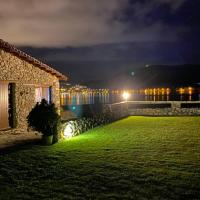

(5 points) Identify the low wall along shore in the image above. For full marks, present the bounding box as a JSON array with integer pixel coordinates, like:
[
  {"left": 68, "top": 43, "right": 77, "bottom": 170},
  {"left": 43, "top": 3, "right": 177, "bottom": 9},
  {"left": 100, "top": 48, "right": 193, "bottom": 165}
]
[{"left": 105, "top": 101, "right": 200, "bottom": 117}]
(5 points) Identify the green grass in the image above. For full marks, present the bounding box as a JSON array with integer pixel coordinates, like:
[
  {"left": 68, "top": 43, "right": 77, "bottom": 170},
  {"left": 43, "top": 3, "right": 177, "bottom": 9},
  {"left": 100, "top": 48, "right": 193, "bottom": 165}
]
[{"left": 0, "top": 117, "right": 200, "bottom": 200}]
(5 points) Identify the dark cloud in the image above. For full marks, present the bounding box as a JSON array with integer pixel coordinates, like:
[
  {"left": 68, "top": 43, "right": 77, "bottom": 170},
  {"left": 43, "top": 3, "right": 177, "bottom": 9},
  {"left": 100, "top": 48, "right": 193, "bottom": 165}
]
[{"left": 0, "top": 0, "right": 189, "bottom": 47}]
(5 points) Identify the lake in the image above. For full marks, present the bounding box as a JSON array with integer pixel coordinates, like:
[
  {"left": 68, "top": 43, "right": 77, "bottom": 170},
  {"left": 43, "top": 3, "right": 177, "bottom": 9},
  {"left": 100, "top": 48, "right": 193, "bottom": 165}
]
[{"left": 60, "top": 92, "right": 200, "bottom": 106}]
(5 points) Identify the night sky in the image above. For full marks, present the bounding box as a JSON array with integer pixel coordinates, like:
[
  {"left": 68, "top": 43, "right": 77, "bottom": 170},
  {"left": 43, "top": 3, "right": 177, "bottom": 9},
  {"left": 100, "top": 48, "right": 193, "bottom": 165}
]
[{"left": 0, "top": 0, "right": 200, "bottom": 87}]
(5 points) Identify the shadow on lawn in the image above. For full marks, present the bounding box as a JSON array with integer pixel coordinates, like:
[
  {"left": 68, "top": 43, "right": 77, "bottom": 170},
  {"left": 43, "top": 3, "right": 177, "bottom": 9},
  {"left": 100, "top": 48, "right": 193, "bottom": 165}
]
[{"left": 0, "top": 138, "right": 42, "bottom": 155}]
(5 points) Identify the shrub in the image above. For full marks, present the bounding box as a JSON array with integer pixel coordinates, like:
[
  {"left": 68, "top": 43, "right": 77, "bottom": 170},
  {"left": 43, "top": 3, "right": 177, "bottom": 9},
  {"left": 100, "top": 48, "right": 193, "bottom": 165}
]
[
  {"left": 27, "top": 99, "right": 61, "bottom": 142},
  {"left": 61, "top": 104, "right": 128, "bottom": 139},
  {"left": 62, "top": 112, "right": 114, "bottom": 138}
]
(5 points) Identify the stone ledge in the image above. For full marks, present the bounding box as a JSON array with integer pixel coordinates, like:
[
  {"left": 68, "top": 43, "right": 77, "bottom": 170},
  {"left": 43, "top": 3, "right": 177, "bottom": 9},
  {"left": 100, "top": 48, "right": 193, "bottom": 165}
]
[{"left": 106, "top": 102, "right": 200, "bottom": 117}]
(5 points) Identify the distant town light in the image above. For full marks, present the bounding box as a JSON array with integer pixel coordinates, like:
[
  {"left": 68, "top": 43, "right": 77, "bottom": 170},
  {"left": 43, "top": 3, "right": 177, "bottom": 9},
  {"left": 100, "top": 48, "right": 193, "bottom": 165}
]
[
  {"left": 122, "top": 91, "right": 130, "bottom": 101},
  {"left": 188, "top": 87, "right": 193, "bottom": 95}
]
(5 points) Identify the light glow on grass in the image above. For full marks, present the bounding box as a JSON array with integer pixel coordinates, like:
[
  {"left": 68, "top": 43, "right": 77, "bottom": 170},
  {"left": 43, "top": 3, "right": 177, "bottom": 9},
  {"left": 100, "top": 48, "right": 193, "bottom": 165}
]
[{"left": 0, "top": 117, "right": 200, "bottom": 199}]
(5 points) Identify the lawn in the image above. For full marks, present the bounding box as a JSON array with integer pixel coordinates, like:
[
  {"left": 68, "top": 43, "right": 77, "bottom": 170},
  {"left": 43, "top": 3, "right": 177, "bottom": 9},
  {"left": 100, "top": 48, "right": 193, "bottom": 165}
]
[{"left": 0, "top": 116, "right": 200, "bottom": 200}]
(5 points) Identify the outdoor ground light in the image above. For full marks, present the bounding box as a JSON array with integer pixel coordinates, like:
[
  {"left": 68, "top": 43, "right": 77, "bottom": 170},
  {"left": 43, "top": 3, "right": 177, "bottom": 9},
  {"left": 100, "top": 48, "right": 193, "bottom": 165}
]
[
  {"left": 64, "top": 122, "right": 74, "bottom": 138},
  {"left": 122, "top": 91, "right": 130, "bottom": 101}
]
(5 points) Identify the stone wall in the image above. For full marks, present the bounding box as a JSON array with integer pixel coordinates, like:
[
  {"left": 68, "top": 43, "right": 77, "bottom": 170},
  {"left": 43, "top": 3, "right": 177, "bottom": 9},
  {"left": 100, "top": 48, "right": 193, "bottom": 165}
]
[
  {"left": 130, "top": 108, "right": 200, "bottom": 116},
  {"left": 103, "top": 103, "right": 129, "bottom": 120},
  {"left": 107, "top": 101, "right": 200, "bottom": 117},
  {"left": 0, "top": 49, "right": 60, "bottom": 132}
]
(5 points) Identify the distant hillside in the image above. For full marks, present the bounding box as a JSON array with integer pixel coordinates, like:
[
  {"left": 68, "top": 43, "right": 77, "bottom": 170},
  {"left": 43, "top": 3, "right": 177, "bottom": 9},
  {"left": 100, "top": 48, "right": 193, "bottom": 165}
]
[
  {"left": 83, "top": 65, "right": 200, "bottom": 89},
  {"left": 20, "top": 41, "right": 200, "bottom": 85}
]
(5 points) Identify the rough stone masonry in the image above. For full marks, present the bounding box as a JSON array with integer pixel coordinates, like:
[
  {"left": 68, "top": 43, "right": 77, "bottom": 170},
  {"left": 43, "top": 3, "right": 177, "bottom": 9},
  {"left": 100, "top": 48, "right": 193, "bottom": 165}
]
[{"left": 0, "top": 39, "right": 67, "bottom": 134}]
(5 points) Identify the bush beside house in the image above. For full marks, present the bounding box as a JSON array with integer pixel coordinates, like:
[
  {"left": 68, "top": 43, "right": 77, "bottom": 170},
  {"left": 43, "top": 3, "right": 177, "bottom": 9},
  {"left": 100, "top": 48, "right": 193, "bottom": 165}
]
[
  {"left": 27, "top": 99, "right": 129, "bottom": 144},
  {"left": 27, "top": 99, "right": 61, "bottom": 145}
]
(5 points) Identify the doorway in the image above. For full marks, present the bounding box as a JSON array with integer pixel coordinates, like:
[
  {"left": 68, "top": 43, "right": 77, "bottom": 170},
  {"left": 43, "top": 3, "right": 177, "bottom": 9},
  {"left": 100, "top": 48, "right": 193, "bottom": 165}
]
[{"left": 0, "top": 82, "right": 9, "bottom": 129}]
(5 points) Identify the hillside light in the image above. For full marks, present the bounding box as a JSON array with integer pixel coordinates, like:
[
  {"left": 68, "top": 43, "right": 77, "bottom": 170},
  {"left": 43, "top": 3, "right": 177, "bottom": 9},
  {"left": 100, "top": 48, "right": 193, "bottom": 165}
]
[{"left": 122, "top": 91, "right": 130, "bottom": 101}]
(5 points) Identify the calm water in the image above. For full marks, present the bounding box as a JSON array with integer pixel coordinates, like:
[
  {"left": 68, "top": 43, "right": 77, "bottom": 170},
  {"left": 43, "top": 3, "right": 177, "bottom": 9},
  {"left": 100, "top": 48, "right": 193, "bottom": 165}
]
[{"left": 61, "top": 92, "right": 200, "bottom": 106}]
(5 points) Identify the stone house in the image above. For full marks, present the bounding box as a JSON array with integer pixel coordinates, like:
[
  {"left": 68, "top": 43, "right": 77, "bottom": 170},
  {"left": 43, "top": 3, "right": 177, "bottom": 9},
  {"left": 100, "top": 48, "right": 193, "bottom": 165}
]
[{"left": 0, "top": 39, "right": 67, "bottom": 132}]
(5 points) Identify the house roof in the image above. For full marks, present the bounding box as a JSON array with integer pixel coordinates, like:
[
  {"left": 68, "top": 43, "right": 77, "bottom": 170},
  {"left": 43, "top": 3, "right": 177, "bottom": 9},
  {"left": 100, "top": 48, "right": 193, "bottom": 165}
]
[{"left": 0, "top": 39, "right": 67, "bottom": 80}]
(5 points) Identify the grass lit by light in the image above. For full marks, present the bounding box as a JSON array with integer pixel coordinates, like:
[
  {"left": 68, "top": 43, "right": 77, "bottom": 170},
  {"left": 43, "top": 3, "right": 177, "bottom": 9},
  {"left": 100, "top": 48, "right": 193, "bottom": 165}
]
[{"left": 0, "top": 116, "right": 200, "bottom": 199}]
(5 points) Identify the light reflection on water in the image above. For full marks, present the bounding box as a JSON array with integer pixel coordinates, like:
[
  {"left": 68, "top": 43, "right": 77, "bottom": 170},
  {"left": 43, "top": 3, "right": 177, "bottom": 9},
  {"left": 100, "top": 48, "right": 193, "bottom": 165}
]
[{"left": 60, "top": 92, "right": 200, "bottom": 106}]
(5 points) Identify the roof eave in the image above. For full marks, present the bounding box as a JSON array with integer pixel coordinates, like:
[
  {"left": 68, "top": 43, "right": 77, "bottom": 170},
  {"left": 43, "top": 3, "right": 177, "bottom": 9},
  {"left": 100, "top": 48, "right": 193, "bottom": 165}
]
[{"left": 0, "top": 39, "right": 68, "bottom": 81}]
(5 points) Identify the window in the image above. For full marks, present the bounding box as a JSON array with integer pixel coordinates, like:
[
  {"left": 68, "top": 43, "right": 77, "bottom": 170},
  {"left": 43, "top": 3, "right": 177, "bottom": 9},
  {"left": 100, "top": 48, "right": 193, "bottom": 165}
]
[{"left": 35, "top": 87, "right": 52, "bottom": 103}]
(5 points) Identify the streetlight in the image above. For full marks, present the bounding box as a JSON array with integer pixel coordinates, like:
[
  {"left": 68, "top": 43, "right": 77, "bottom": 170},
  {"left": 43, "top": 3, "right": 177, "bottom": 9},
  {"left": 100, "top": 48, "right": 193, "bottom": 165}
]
[{"left": 122, "top": 91, "right": 130, "bottom": 102}]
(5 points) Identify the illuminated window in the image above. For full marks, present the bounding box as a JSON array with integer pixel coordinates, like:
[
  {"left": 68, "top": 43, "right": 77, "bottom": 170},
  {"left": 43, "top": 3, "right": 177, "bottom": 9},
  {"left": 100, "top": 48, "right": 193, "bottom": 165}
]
[{"left": 35, "top": 87, "right": 52, "bottom": 103}]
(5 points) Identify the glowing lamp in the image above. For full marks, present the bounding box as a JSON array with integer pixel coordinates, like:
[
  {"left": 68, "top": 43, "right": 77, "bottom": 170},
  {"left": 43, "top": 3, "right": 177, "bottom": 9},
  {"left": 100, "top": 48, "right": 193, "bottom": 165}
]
[
  {"left": 122, "top": 91, "right": 130, "bottom": 101},
  {"left": 64, "top": 122, "right": 73, "bottom": 138}
]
